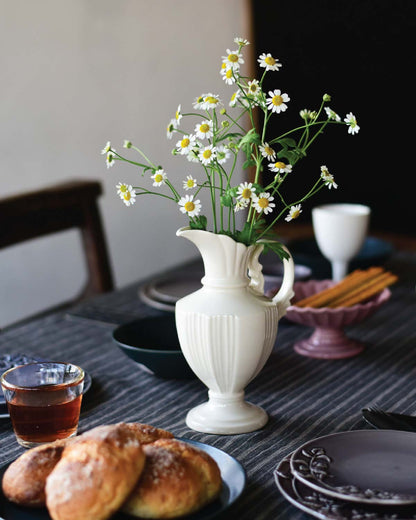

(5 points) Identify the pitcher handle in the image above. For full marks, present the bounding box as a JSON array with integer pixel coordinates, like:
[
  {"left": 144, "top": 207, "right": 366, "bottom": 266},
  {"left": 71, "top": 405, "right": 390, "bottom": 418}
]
[
  {"left": 247, "top": 244, "right": 265, "bottom": 296},
  {"left": 272, "top": 245, "right": 295, "bottom": 319}
]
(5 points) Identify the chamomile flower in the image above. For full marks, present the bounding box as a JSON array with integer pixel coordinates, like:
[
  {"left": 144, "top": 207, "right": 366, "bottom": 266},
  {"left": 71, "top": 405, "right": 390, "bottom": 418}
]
[
  {"left": 187, "top": 146, "right": 201, "bottom": 163},
  {"left": 285, "top": 204, "right": 302, "bottom": 222},
  {"left": 325, "top": 107, "right": 341, "bottom": 121},
  {"left": 234, "top": 37, "right": 249, "bottom": 47},
  {"left": 106, "top": 151, "right": 116, "bottom": 168},
  {"left": 194, "top": 120, "right": 214, "bottom": 140},
  {"left": 101, "top": 141, "right": 112, "bottom": 155},
  {"left": 221, "top": 66, "right": 236, "bottom": 85},
  {"left": 199, "top": 145, "right": 216, "bottom": 165},
  {"left": 175, "top": 105, "right": 182, "bottom": 126},
  {"left": 193, "top": 95, "right": 206, "bottom": 110},
  {"left": 116, "top": 182, "right": 129, "bottom": 198},
  {"left": 252, "top": 192, "right": 275, "bottom": 215},
  {"left": 183, "top": 175, "right": 198, "bottom": 190},
  {"left": 259, "top": 142, "right": 276, "bottom": 161},
  {"left": 178, "top": 194, "right": 201, "bottom": 218},
  {"left": 176, "top": 134, "right": 196, "bottom": 155},
  {"left": 166, "top": 119, "right": 176, "bottom": 139},
  {"left": 216, "top": 144, "right": 231, "bottom": 165},
  {"left": 222, "top": 49, "right": 244, "bottom": 71},
  {"left": 300, "top": 109, "right": 317, "bottom": 121},
  {"left": 234, "top": 199, "right": 249, "bottom": 212},
  {"left": 258, "top": 53, "right": 282, "bottom": 72},
  {"left": 237, "top": 182, "right": 256, "bottom": 202},
  {"left": 123, "top": 140, "right": 132, "bottom": 149},
  {"left": 266, "top": 90, "right": 290, "bottom": 113},
  {"left": 200, "top": 93, "right": 221, "bottom": 110},
  {"left": 268, "top": 161, "right": 292, "bottom": 174},
  {"left": 246, "top": 79, "right": 261, "bottom": 97},
  {"left": 120, "top": 185, "right": 136, "bottom": 207},
  {"left": 229, "top": 90, "right": 241, "bottom": 107},
  {"left": 320, "top": 165, "right": 338, "bottom": 189},
  {"left": 151, "top": 169, "right": 167, "bottom": 187},
  {"left": 344, "top": 112, "right": 360, "bottom": 134}
]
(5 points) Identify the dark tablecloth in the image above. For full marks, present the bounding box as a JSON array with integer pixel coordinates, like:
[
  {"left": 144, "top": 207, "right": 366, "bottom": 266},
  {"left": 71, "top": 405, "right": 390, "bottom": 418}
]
[{"left": 1, "top": 252, "right": 416, "bottom": 519}]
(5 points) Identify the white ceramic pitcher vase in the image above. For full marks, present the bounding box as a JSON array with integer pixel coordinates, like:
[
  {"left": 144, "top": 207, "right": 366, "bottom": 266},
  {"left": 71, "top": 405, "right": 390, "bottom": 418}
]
[{"left": 175, "top": 227, "right": 295, "bottom": 434}]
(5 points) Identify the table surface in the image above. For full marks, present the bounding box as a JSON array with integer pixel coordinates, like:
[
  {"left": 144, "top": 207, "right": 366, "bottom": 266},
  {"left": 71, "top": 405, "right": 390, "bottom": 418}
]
[{"left": 1, "top": 250, "right": 416, "bottom": 519}]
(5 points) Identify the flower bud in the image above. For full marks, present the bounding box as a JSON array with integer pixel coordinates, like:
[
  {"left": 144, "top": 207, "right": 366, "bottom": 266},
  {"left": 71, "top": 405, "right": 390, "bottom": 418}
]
[
  {"left": 323, "top": 93, "right": 331, "bottom": 102},
  {"left": 222, "top": 120, "right": 230, "bottom": 128},
  {"left": 220, "top": 108, "right": 227, "bottom": 115},
  {"left": 123, "top": 140, "right": 132, "bottom": 149}
]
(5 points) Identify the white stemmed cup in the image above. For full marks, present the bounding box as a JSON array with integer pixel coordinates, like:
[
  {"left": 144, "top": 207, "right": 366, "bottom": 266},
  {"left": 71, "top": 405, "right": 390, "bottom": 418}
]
[{"left": 312, "top": 203, "right": 371, "bottom": 282}]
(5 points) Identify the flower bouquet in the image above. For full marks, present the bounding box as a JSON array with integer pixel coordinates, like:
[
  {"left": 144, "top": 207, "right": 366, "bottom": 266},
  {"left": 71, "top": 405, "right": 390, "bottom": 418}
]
[{"left": 102, "top": 37, "right": 359, "bottom": 259}]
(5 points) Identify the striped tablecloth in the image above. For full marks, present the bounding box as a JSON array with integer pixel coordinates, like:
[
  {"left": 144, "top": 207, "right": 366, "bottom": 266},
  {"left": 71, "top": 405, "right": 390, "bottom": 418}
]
[{"left": 1, "top": 251, "right": 415, "bottom": 519}]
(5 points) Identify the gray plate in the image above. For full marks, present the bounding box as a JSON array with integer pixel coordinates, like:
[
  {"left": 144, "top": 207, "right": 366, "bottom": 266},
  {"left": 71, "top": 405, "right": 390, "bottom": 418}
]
[
  {"left": 275, "top": 454, "right": 416, "bottom": 519},
  {"left": 290, "top": 430, "right": 416, "bottom": 506}
]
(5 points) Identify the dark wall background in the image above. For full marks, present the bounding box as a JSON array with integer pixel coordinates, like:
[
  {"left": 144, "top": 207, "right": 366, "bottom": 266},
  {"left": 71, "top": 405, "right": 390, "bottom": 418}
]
[{"left": 250, "top": 0, "right": 415, "bottom": 235}]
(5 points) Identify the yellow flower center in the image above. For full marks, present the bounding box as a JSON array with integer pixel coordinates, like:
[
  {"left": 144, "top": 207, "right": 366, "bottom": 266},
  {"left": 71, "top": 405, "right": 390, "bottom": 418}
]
[
  {"left": 275, "top": 161, "right": 286, "bottom": 169},
  {"left": 264, "top": 146, "right": 274, "bottom": 156},
  {"left": 265, "top": 56, "right": 276, "bottom": 66},
  {"left": 175, "top": 110, "right": 180, "bottom": 121},
  {"left": 181, "top": 138, "right": 190, "bottom": 148},
  {"left": 119, "top": 184, "right": 128, "bottom": 192},
  {"left": 249, "top": 84, "right": 257, "bottom": 93},
  {"left": 272, "top": 95, "right": 283, "bottom": 106},
  {"left": 226, "top": 69, "right": 233, "bottom": 79},
  {"left": 258, "top": 197, "right": 269, "bottom": 209},
  {"left": 241, "top": 188, "right": 252, "bottom": 199},
  {"left": 205, "top": 96, "right": 218, "bottom": 105},
  {"left": 230, "top": 93, "right": 237, "bottom": 102},
  {"left": 124, "top": 192, "right": 131, "bottom": 201},
  {"left": 200, "top": 123, "right": 210, "bottom": 133},
  {"left": 228, "top": 53, "right": 239, "bottom": 63},
  {"left": 184, "top": 201, "right": 195, "bottom": 212},
  {"left": 202, "top": 150, "right": 212, "bottom": 159},
  {"left": 292, "top": 209, "right": 300, "bottom": 219},
  {"left": 154, "top": 174, "right": 163, "bottom": 183},
  {"left": 186, "top": 179, "right": 195, "bottom": 188}
]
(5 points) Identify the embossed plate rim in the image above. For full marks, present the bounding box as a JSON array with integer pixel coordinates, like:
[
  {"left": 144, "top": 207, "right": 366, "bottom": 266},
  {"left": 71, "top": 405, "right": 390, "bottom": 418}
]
[
  {"left": 275, "top": 454, "right": 416, "bottom": 520},
  {"left": 290, "top": 430, "right": 416, "bottom": 506}
]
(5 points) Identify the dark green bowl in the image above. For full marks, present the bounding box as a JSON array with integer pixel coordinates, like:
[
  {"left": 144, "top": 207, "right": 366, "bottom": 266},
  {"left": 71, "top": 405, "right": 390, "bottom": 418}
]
[{"left": 112, "top": 315, "right": 195, "bottom": 379}]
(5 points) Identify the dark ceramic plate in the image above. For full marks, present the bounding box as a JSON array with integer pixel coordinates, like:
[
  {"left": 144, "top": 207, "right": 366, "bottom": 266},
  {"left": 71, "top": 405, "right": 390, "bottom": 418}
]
[
  {"left": 112, "top": 315, "right": 195, "bottom": 379},
  {"left": 0, "top": 439, "right": 246, "bottom": 520},
  {"left": 0, "top": 354, "right": 92, "bottom": 419},
  {"left": 275, "top": 454, "right": 416, "bottom": 520},
  {"left": 290, "top": 430, "right": 416, "bottom": 505}
]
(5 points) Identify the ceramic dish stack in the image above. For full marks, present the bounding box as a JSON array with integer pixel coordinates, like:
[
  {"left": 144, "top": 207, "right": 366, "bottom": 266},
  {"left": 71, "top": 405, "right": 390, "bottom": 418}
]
[{"left": 274, "top": 430, "right": 416, "bottom": 519}]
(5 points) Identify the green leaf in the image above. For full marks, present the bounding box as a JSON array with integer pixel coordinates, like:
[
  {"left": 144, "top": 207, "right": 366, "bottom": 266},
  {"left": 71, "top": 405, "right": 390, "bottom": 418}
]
[
  {"left": 220, "top": 194, "right": 233, "bottom": 207},
  {"left": 261, "top": 240, "right": 290, "bottom": 261},
  {"left": 239, "top": 128, "right": 261, "bottom": 149},
  {"left": 189, "top": 215, "right": 207, "bottom": 230},
  {"left": 242, "top": 158, "right": 257, "bottom": 169},
  {"left": 277, "top": 137, "right": 297, "bottom": 148}
]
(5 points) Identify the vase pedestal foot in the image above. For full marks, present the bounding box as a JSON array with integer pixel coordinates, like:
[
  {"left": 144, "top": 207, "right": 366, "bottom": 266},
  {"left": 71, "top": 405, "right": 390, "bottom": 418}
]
[
  {"left": 186, "top": 391, "right": 268, "bottom": 434},
  {"left": 293, "top": 326, "right": 365, "bottom": 359}
]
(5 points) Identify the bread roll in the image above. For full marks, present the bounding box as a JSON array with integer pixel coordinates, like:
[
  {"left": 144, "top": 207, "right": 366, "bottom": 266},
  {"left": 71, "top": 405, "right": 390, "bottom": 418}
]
[
  {"left": 123, "top": 438, "right": 222, "bottom": 518},
  {"left": 45, "top": 423, "right": 145, "bottom": 520},
  {"left": 2, "top": 439, "right": 66, "bottom": 507}
]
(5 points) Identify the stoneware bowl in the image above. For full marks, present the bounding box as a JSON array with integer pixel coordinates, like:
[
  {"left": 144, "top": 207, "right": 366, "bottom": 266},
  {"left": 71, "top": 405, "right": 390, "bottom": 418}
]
[
  {"left": 112, "top": 315, "right": 195, "bottom": 379},
  {"left": 285, "top": 279, "right": 391, "bottom": 359}
]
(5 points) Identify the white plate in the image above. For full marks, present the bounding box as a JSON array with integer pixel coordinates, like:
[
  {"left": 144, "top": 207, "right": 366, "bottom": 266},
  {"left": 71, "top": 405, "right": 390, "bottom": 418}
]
[{"left": 290, "top": 430, "right": 416, "bottom": 506}]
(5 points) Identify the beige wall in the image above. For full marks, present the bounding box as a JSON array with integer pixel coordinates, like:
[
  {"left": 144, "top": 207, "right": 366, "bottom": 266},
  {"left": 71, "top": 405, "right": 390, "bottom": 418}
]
[{"left": 0, "top": 0, "right": 252, "bottom": 327}]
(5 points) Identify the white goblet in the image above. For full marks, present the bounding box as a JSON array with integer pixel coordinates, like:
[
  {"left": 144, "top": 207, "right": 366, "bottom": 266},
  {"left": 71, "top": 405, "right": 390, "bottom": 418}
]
[{"left": 312, "top": 203, "right": 371, "bottom": 282}]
